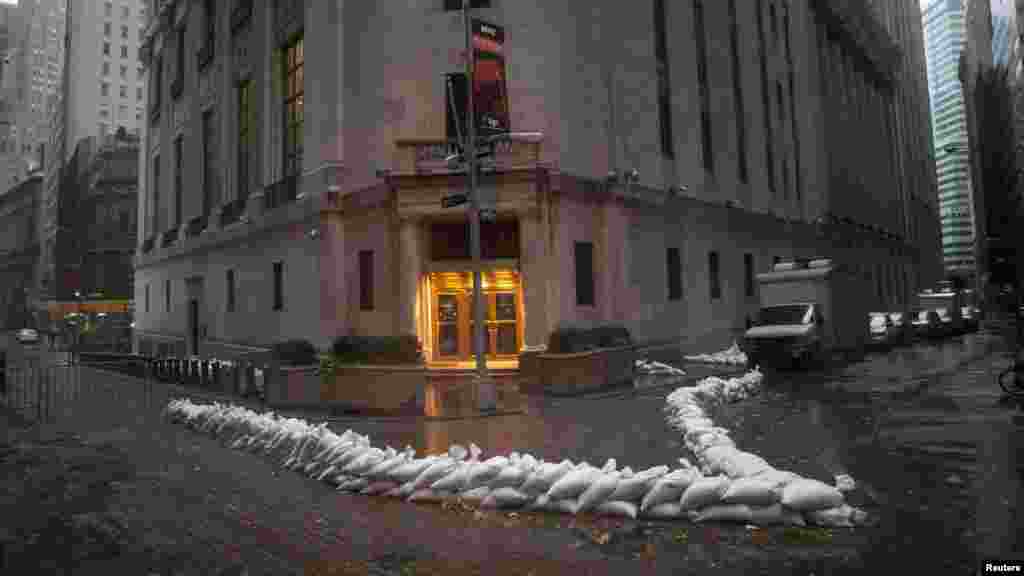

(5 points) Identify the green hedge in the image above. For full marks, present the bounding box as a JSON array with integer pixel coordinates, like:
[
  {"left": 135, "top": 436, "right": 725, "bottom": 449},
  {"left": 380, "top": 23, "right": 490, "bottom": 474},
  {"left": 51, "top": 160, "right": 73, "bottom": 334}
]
[
  {"left": 329, "top": 335, "right": 424, "bottom": 365},
  {"left": 546, "top": 324, "right": 633, "bottom": 354},
  {"left": 271, "top": 339, "right": 319, "bottom": 366}
]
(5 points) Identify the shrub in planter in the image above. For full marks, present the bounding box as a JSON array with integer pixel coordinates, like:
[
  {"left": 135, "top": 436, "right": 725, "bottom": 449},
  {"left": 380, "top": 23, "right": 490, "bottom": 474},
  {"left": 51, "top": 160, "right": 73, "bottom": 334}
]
[
  {"left": 329, "top": 334, "right": 424, "bottom": 365},
  {"left": 546, "top": 324, "right": 632, "bottom": 354},
  {"left": 271, "top": 339, "right": 319, "bottom": 366}
]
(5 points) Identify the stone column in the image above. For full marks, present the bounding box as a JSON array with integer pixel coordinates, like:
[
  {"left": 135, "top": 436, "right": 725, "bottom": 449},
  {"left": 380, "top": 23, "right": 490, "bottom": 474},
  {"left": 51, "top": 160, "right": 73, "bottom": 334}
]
[
  {"left": 320, "top": 212, "right": 347, "bottom": 342},
  {"left": 519, "top": 210, "right": 548, "bottom": 348},
  {"left": 396, "top": 217, "right": 422, "bottom": 338}
]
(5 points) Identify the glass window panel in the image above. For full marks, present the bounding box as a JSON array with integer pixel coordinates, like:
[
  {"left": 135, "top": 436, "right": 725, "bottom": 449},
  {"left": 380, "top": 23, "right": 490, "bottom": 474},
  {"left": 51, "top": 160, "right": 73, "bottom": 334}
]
[
  {"left": 496, "top": 293, "right": 516, "bottom": 321},
  {"left": 497, "top": 325, "right": 517, "bottom": 355}
]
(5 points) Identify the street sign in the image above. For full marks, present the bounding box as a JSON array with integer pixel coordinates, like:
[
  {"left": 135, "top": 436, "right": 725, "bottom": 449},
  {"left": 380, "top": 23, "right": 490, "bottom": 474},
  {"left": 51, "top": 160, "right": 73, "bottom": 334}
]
[
  {"left": 480, "top": 208, "right": 497, "bottom": 222},
  {"left": 442, "top": 193, "right": 469, "bottom": 208}
]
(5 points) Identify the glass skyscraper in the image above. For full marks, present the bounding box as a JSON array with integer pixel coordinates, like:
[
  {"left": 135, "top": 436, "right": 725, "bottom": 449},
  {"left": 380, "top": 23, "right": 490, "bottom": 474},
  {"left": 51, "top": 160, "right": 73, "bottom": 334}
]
[{"left": 923, "top": 0, "right": 977, "bottom": 277}]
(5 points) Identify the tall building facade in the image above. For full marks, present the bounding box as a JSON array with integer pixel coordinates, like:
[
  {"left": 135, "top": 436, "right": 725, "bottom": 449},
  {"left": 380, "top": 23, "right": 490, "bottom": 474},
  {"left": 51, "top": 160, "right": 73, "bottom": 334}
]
[
  {"left": 923, "top": 0, "right": 987, "bottom": 280},
  {"left": 134, "top": 0, "right": 941, "bottom": 361},
  {"left": 991, "top": 0, "right": 1014, "bottom": 66}
]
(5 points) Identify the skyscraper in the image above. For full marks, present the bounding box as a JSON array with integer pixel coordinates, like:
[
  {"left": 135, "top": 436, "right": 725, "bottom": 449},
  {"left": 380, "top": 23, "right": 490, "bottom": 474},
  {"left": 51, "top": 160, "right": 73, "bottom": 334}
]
[{"left": 990, "top": 0, "right": 1015, "bottom": 67}]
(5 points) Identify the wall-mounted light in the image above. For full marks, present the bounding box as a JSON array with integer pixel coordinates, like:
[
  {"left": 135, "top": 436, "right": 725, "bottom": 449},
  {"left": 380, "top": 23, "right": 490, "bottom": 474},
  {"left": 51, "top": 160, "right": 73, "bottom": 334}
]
[
  {"left": 309, "top": 227, "right": 320, "bottom": 240},
  {"left": 625, "top": 168, "right": 640, "bottom": 183}
]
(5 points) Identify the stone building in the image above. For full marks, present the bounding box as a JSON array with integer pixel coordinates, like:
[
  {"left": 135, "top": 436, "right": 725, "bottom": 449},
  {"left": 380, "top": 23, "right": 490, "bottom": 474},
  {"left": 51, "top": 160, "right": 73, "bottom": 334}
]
[
  {"left": 134, "top": 0, "right": 941, "bottom": 363},
  {"left": 0, "top": 172, "right": 42, "bottom": 330}
]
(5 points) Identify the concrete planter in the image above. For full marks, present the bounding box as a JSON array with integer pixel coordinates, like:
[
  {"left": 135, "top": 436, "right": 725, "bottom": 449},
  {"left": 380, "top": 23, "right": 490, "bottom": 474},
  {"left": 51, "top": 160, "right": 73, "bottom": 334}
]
[
  {"left": 266, "top": 364, "right": 321, "bottom": 407},
  {"left": 526, "top": 345, "right": 637, "bottom": 395},
  {"left": 321, "top": 364, "right": 427, "bottom": 413}
]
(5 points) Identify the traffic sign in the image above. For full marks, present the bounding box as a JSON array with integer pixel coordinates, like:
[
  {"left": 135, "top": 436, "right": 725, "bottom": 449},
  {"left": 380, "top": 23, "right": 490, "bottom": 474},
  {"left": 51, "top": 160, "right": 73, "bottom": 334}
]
[{"left": 442, "top": 193, "right": 469, "bottom": 208}]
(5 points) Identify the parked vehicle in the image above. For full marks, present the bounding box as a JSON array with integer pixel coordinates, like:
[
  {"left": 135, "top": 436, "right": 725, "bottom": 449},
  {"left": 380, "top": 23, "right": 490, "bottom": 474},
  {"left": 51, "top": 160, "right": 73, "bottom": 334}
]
[
  {"left": 888, "top": 311, "right": 913, "bottom": 344},
  {"left": 869, "top": 312, "right": 896, "bottom": 347},
  {"left": 918, "top": 290, "right": 964, "bottom": 335},
  {"left": 743, "top": 258, "right": 870, "bottom": 369},
  {"left": 15, "top": 328, "right": 39, "bottom": 345},
  {"left": 934, "top": 307, "right": 966, "bottom": 337},
  {"left": 960, "top": 306, "right": 979, "bottom": 333},
  {"left": 911, "top": 309, "right": 943, "bottom": 340}
]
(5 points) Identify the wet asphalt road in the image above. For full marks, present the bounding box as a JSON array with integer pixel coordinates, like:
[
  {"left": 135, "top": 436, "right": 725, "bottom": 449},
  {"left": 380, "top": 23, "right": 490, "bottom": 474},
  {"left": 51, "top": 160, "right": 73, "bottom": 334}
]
[{"left": 324, "top": 332, "right": 1023, "bottom": 572}]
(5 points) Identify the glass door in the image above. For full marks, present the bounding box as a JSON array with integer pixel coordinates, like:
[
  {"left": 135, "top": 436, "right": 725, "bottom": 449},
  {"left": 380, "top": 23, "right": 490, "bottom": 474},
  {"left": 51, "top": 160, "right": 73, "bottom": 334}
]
[
  {"left": 487, "top": 292, "right": 518, "bottom": 356},
  {"left": 436, "top": 293, "right": 460, "bottom": 358}
]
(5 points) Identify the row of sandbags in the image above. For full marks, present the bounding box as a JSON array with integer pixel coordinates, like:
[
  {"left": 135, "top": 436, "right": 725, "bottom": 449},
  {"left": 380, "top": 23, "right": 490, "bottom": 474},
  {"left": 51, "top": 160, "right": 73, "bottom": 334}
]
[
  {"left": 162, "top": 389, "right": 862, "bottom": 527},
  {"left": 635, "top": 359, "right": 687, "bottom": 377},
  {"left": 684, "top": 341, "right": 749, "bottom": 366},
  {"left": 664, "top": 368, "right": 867, "bottom": 528}
]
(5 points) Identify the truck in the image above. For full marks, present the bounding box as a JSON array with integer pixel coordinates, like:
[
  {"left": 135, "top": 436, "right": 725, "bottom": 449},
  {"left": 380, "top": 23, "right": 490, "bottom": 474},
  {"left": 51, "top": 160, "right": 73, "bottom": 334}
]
[
  {"left": 743, "top": 258, "right": 870, "bottom": 369},
  {"left": 917, "top": 288, "right": 967, "bottom": 336}
]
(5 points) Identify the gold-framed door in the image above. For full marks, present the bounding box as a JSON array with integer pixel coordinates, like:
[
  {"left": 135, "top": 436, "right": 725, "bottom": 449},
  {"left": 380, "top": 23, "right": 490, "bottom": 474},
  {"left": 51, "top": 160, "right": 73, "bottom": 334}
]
[{"left": 429, "top": 269, "right": 523, "bottom": 363}]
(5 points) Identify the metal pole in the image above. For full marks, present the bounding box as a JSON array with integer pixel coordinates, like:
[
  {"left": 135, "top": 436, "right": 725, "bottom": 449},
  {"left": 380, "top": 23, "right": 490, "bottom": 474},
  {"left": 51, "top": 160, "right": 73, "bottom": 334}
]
[{"left": 464, "top": 1, "right": 487, "bottom": 380}]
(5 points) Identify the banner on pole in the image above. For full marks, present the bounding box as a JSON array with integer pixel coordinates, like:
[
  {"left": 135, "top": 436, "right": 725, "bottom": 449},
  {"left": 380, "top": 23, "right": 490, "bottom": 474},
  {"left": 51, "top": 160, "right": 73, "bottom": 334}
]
[{"left": 471, "top": 19, "right": 509, "bottom": 139}]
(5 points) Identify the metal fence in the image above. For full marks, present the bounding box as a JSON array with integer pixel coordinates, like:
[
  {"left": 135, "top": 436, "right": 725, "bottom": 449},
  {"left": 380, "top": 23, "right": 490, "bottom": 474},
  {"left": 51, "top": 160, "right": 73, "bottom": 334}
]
[{"left": 1, "top": 358, "right": 81, "bottom": 425}]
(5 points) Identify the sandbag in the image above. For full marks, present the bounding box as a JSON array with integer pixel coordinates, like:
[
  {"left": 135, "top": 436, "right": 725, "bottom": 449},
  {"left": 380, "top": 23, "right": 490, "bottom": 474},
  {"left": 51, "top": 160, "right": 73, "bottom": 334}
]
[
  {"left": 388, "top": 458, "right": 438, "bottom": 484},
  {"left": 751, "top": 469, "right": 800, "bottom": 489},
  {"left": 458, "top": 486, "right": 492, "bottom": 504},
  {"left": 366, "top": 454, "right": 412, "bottom": 479},
  {"left": 410, "top": 459, "right": 459, "bottom": 490},
  {"left": 480, "top": 487, "right": 533, "bottom": 509},
  {"left": 721, "top": 476, "right": 782, "bottom": 507},
  {"left": 430, "top": 463, "right": 473, "bottom": 493},
  {"left": 641, "top": 502, "right": 684, "bottom": 520},
  {"left": 543, "top": 498, "right": 580, "bottom": 515},
  {"left": 487, "top": 465, "right": 531, "bottom": 491},
  {"left": 337, "top": 478, "right": 370, "bottom": 492},
  {"left": 693, "top": 503, "right": 753, "bottom": 524},
  {"left": 361, "top": 480, "right": 400, "bottom": 496},
  {"left": 408, "top": 488, "right": 449, "bottom": 503},
  {"left": 720, "top": 452, "right": 772, "bottom": 479},
  {"left": 576, "top": 472, "right": 621, "bottom": 513},
  {"left": 805, "top": 504, "right": 863, "bottom": 528},
  {"left": 608, "top": 475, "right": 656, "bottom": 503},
  {"left": 640, "top": 470, "right": 698, "bottom": 512},
  {"left": 520, "top": 461, "right": 573, "bottom": 496},
  {"left": 546, "top": 466, "right": 602, "bottom": 501},
  {"left": 464, "top": 457, "right": 509, "bottom": 490},
  {"left": 780, "top": 479, "right": 845, "bottom": 512},
  {"left": 680, "top": 476, "right": 731, "bottom": 510},
  {"left": 594, "top": 500, "right": 638, "bottom": 520},
  {"left": 744, "top": 503, "right": 806, "bottom": 526}
]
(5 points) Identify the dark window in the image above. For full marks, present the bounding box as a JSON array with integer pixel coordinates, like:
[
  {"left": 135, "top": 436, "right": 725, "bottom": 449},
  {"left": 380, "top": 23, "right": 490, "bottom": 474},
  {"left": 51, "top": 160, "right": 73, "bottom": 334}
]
[
  {"left": 282, "top": 34, "right": 304, "bottom": 179},
  {"left": 152, "top": 155, "right": 161, "bottom": 233},
  {"left": 237, "top": 80, "right": 252, "bottom": 201},
  {"left": 174, "top": 136, "right": 183, "bottom": 227},
  {"left": 175, "top": 26, "right": 185, "bottom": 90},
  {"left": 575, "top": 242, "right": 595, "bottom": 307},
  {"left": 443, "top": 0, "right": 491, "bottom": 10},
  {"left": 202, "top": 109, "right": 217, "bottom": 215},
  {"left": 694, "top": 0, "right": 713, "bottom": 174},
  {"left": 783, "top": 5, "right": 801, "bottom": 202},
  {"left": 709, "top": 251, "right": 721, "bottom": 300},
  {"left": 728, "top": 0, "right": 747, "bottom": 181},
  {"left": 165, "top": 279, "right": 171, "bottom": 312},
  {"left": 756, "top": 0, "right": 775, "bottom": 193},
  {"left": 744, "top": 253, "right": 755, "bottom": 297},
  {"left": 667, "top": 246, "right": 682, "bottom": 301},
  {"left": 145, "top": 284, "right": 150, "bottom": 313},
  {"left": 359, "top": 250, "right": 374, "bottom": 310},
  {"left": 204, "top": 0, "right": 216, "bottom": 48},
  {"left": 272, "top": 262, "right": 283, "bottom": 311},
  {"left": 654, "top": 0, "right": 674, "bottom": 158},
  {"left": 226, "top": 269, "right": 235, "bottom": 312}
]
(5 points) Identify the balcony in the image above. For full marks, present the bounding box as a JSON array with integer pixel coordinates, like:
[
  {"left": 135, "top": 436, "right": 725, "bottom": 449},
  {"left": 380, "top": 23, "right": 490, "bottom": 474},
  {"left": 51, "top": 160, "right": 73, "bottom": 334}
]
[
  {"left": 231, "top": 0, "right": 253, "bottom": 33},
  {"left": 186, "top": 214, "right": 208, "bottom": 238},
  {"left": 219, "top": 199, "right": 246, "bottom": 228},
  {"left": 197, "top": 42, "right": 215, "bottom": 72},
  {"left": 141, "top": 236, "right": 155, "bottom": 254},
  {"left": 161, "top": 227, "right": 179, "bottom": 247},
  {"left": 263, "top": 175, "right": 300, "bottom": 213}
]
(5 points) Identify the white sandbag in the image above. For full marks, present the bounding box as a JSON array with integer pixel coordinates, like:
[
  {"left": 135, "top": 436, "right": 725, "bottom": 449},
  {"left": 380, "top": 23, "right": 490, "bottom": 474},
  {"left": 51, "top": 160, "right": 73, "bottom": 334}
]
[
  {"left": 520, "top": 461, "right": 573, "bottom": 496},
  {"left": 361, "top": 480, "right": 400, "bottom": 496},
  {"left": 780, "top": 479, "right": 845, "bottom": 512},
  {"left": 693, "top": 503, "right": 753, "bottom": 524},
  {"left": 720, "top": 452, "right": 772, "bottom": 479},
  {"left": 458, "top": 486, "right": 492, "bottom": 504},
  {"left": 337, "top": 477, "right": 371, "bottom": 492},
  {"left": 752, "top": 469, "right": 800, "bottom": 489},
  {"left": 407, "top": 488, "right": 449, "bottom": 503},
  {"left": 575, "top": 472, "right": 621, "bottom": 513},
  {"left": 480, "top": 487, "right": 533, "bottom": 509},
  {"left": 464, "top": 457, "right": 509, "bottom": 489},
  {"left": 430, "top": 462, "right": 473, "bottom": 493},
  {"left": 487, "top": 464, "right": 531, "bottom": 491},
  {"left": 721, "top": 477, "right": 782, "bottom": 507},
  {"left": 641, "top": 502, "right": 684, "bottom": 519},
  {"left": 834, "top": 474, "right": 856, "bottom": 493},
  {"left": 388, "top": 457, "right": 439, "bottom": 484},
  {"left": 543, "top": 498, "right": 580, "bottom": 515},
  {"left": 608, "top": 475, "right": 657, "bottom": 503},
  {"left": 805, "top": 504, "right": 863, "bottom": 528},
  {"left": 680, "top": 476, "right": 731, "bottom": 510},
  {"left": 744, "top": 503, "right": 806, "bottom": 526},
  {"left": 448, "top": 444, "right": 468, "bottom": 461},
  {"left": 640, "top": 469, "right": 698, "bottom": 512},
  {"left": 342, "top": 449, "right": 386, "bottom": 476},
  {"left": 682, "top": 418, "right": 716, "bottom": 431},
  {"left": 366, "top": 450, "right": 414, "bottom": 479},
  {"left": 410, "top": 458, "right": 459, "bottom": 490},
  {"left": 594, "top": 500, "right": 638, "bottom": 520},
  {"left": 546, "top": 466, "right": 602, "bottom": 501}
]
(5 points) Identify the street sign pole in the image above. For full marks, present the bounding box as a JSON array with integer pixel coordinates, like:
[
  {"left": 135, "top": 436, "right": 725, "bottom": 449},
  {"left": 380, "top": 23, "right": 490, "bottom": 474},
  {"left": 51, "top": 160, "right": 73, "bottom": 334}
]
[{"left": 464, "top": 1, "right": 487, "bottom": 381}]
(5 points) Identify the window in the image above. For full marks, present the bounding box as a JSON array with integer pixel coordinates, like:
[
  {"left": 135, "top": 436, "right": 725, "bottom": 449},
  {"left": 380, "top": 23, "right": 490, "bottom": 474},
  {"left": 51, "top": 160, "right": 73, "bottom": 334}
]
[
  {"left": 103, "top": 61, "right": 110, "bottom": 76},
  {"left": 757, "top": 0, "right": 775, "bottom": 193},
  {"left": 165, "top": 279, "right": 171, "bottom": 312},
  {"left": 137, "top": 86, "right": 143, "bottom": 100},
  {"left": 122, "top": 25, "right": 129, "bottom": 40},
  {"left": 744, "top": 253, "right": 755, "bottom": 297},
  {"left": 123, "top": 6, "right": 130, "bottom": 18},
  {"left": 654, "top": 0, "right": 674, "bottom": 158},
  {"left": 105, "top": 2, "right": 112, "bottom": 17},
  {"left": 121, "top": 45, "right": 128, "bottom": 58},
  {"left": 667, "top": 246, "right": 682, "bottom": 301},
  {"left": 272, "top": 262, "right": 283, "bottom": 311},
  {"left": 282, "top": 34, "right": 304, "bottom": 178},
  {"left": 152, "top": 155, "right": 160, "bottom": 232},
  {"left": 709, "top": 251, "right": 721, "bottom": 300},
  {"left": 225, "top": 269, "right": 235, "bottom": 312},
  {"left": 784, "top": 5, "right": 802, "bottom": 202},
  {"left": 101, "top": 82, "right": 109, "bottom": 97},
  {"left": 104, "top": 22, "right": 111, "bottom": 36},
  {"left": 237, "top": 79, "right": 253, "bottom": 201},
  {"left": 728, "top": 0, "right": 748, "bottom": 182},
  {"left": 174, "top": 26, "right": 185, "bottom": 95},
  {"left": 120, "top": 85, "right": 127, "bottom": 98},
  {"left": 145, "top": 283, "right": 150, "bottom": 313},
  {"left": 694, "top": 0, "right": 713, "bottom": 174},
  {"left": 174, "top": 136, "right": 183, "bottom": 227},
  {"left": 359, "top": 250, "right": 374, "bottom": 310},
  {"left": 103, "top": 42, "right": 110, "bottom": 56},
  {"left": 575, "top": 242, "right": 595, "bottom": 306},
  {"left": 202, "top": 109, "right": 217, "bottom": 215}
]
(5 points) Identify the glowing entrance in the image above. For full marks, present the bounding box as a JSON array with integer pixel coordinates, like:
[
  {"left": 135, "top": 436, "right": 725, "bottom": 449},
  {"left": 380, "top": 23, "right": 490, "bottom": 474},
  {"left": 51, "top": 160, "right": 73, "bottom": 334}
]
[{"left": 429, "top": 269, "right": 522, "bottom": 363}]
